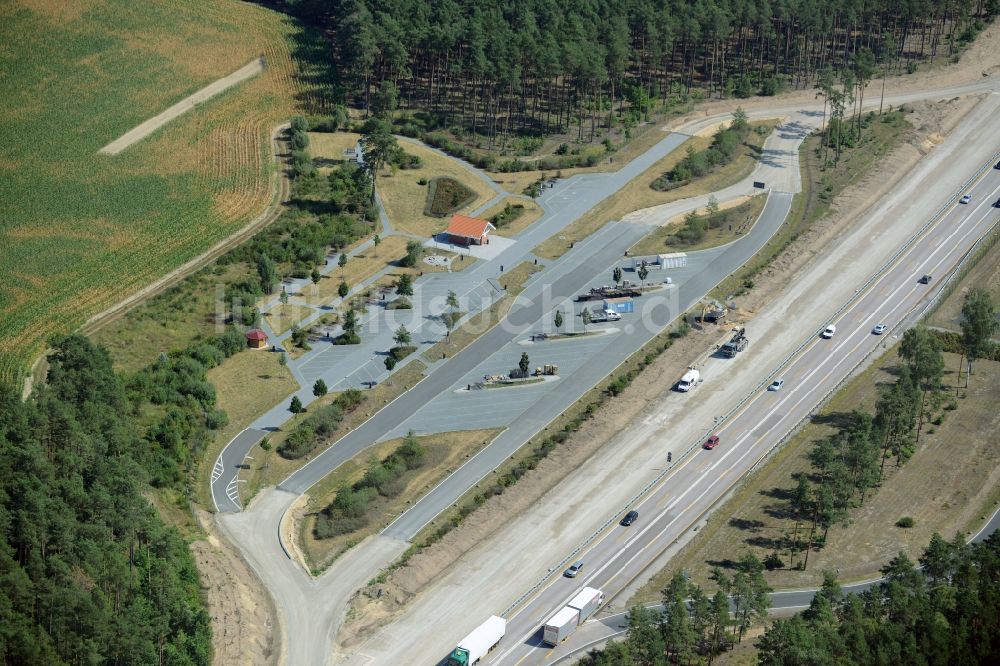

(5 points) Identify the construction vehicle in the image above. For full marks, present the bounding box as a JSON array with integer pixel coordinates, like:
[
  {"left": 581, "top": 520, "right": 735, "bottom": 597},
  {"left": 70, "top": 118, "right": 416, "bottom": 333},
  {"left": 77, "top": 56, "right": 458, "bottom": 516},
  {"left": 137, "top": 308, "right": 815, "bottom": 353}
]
[
  {"left": 676, "top": 368, "right": 700, "bottom": 392},
  {"left": 542, "top": 588, "right": 604, "bottom": 646},
  {"left": 447, "top": 616, "right": 506, "bottom": 666},
  {"left": 532, "top": 364, "right": 559, "bottom": 376},
  {"left": 720, "top": 327, "right": 749, "bottom": 358},
  {"left": 701, "top": 300, "right": 727, "bottom": 324}
]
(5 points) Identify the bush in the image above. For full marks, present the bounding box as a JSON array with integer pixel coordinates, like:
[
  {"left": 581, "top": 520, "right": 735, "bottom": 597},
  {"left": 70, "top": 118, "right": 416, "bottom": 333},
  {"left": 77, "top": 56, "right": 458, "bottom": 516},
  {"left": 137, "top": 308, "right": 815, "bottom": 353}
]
[
  {"left": 896, "top": 516, "right": 915, "bottom": 528},
  {"left": 386, "top": 296, "right": 412, "bottom": 310},
  {"left": 334, "top": 332, "right": 361, "bottom": 345},
  {"left": 390, "top": 345, "right": 416, "bottom": 361},
  {"left": 764, "top": 553, "right": 784, "bottom": 570},
  {"left": 313, "top": 433, "right": 428, "bottom": 538}
]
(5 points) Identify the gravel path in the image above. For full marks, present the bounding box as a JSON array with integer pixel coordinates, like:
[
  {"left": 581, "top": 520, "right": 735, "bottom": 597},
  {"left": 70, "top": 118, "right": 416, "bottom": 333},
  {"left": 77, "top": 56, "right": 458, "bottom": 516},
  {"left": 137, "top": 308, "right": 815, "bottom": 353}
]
[{"left": 98, "top": 57, "right": 265, "bottom": 155}]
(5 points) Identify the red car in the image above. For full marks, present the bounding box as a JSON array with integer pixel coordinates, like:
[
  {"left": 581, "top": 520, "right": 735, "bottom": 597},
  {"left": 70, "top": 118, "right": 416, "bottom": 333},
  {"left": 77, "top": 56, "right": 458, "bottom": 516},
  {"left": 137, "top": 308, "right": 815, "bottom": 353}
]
[{"left": 703, "top": 435, "right": 720, "bottom": 450}]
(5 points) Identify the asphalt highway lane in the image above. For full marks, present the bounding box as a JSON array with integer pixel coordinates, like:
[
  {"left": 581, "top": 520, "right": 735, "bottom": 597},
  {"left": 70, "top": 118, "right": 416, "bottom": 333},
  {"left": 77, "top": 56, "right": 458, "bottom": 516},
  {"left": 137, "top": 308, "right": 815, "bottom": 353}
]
[{"left": 489, "top": 155, "right": 1000, "bottom": 666}]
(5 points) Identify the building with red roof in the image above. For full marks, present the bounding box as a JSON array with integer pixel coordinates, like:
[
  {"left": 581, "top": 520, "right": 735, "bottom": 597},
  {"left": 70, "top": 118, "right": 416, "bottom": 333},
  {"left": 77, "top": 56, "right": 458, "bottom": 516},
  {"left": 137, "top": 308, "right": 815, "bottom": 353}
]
[
  {"left": 445, "top": 214, "right": 496, "bottom": 246},
  {"left": 246, "top": 328, "right": 268, "bottom": 349}
]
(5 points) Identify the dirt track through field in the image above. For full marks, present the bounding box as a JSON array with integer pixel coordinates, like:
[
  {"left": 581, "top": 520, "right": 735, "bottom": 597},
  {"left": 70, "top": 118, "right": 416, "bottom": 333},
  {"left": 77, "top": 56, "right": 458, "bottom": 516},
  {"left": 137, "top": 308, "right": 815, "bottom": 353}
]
[{"left": 98, "top": 57, "right": 265, "bottom": 155}]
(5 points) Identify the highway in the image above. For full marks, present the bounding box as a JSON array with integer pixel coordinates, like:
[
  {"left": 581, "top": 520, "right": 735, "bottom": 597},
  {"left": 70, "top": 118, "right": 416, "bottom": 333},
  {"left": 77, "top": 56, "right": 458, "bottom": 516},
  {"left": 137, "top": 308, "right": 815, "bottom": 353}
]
[
  {"left": 552, "top": 504, "right": 1000, "bottom": 662},
  {"left": 486, "top": 148, "right": 1000, "bottom": 665}
]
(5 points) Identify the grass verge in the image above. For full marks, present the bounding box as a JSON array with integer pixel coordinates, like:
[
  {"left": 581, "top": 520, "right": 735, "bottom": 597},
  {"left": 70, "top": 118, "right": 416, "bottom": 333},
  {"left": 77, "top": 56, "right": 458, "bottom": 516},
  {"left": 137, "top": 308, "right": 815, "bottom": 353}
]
[
  {"left": 481, "top": 197, "right": 546, "bottom": 237},
  {"left": 192, "top": 349, "right": 298, "bottom": 508},
  {"left": 297, "top": 429, "right": 503, "bottom": 573},
  {"left": 628, "top": 194, "right": 767, "bottom": 256},
  {"left": 533, "top": 120, "right": 777, "bottom": 260},
  {"left": 238, "top": 360, "right": 427, "bottom": 504},
  {"left": 376, "top": 141, "right": 495, "bottom": 238}
]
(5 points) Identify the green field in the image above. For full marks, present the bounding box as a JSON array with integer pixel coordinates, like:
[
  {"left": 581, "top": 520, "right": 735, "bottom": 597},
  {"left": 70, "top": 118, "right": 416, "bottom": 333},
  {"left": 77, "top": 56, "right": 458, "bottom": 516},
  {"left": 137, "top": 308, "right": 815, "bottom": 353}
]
[{"left": 0, "top": 0, "right": 311, "bottom": 386}]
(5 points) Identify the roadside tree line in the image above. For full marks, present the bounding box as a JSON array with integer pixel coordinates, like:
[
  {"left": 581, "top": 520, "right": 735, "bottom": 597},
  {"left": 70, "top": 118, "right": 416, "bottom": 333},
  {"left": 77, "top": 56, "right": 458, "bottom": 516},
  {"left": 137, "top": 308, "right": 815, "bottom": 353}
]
[
  {"left": 763, "top": 289, "right": 997, "bottom": 570},
  {"left": 582, "top": 555, "right": 772, "bottom": 665},
  {"left": 757, "top": 533, "right": 1000, "bottom": 666}
]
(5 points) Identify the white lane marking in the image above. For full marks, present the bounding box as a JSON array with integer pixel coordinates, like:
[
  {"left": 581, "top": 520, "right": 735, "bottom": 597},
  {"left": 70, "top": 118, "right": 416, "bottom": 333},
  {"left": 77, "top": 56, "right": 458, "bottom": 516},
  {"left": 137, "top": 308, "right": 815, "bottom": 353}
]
[
  {"left": 495, "top": 173, "right": 1000, "bottom": 665},
  {"left": 211, "top": 457, "right": 224, "bottom": 483},
  {"left": 225, "top": 477, "right": 242, "bottom": 509}
]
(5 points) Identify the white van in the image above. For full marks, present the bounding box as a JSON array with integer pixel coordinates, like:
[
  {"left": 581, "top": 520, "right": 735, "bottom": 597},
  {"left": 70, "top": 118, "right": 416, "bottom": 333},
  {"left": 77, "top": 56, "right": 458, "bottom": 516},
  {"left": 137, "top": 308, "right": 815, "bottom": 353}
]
[{"left": 676, "top": 368, "right": 700, "bottom": 392}]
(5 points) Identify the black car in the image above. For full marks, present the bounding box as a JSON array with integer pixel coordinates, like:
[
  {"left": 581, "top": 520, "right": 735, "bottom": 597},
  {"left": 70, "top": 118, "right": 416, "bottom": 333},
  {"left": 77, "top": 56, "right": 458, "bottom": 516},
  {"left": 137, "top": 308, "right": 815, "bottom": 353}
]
[
  {"left": 620, "top": 510, "right": 639, "bottom": 526},
  {"left": 995, "top": 160, "right": 1000, "bottom": 170},
  {"left": 919, "top": 274, "right": 932, "bottom": 284}
]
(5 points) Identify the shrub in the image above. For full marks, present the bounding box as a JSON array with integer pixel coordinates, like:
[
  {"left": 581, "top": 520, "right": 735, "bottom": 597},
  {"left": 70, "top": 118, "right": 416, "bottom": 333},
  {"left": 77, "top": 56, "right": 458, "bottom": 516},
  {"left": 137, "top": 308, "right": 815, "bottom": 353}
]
[
  {"left": 334, "top": 332, "right": 361, "bottom": 345},
  {"left": 896, "top": 516, "right": 915, "bottom": 528},
  {"left": 390, "top": 345, "right": 416, "bottom": 361},
  {"left": 764, "top": 553, "right": 784, "bottom": 570},
  {"left": 386, "top": 296, "right": 412, "bottom": 310}
]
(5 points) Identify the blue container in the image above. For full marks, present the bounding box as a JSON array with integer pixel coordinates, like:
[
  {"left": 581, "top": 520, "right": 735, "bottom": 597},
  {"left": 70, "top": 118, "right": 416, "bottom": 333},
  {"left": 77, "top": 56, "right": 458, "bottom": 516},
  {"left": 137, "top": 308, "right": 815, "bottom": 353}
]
[{"left": 603, "top": 297, "right": 634, "bottom": 313}]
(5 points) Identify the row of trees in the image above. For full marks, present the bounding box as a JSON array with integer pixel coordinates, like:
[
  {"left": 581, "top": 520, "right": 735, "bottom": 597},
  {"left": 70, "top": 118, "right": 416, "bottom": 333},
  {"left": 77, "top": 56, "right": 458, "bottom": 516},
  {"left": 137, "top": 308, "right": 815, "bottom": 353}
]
[
  {"left": 0, "top": 336, "right": 211, "bottom": 663},
  {"left": 776, "top": 326, "right": 941, "bottom": 569},
  {"left": 757, "top": 533, "right": 1000, "bottom": 665},
  {"left": 582, "top": 555, "right": 772, "bottom": 664},
  {"left": 754, "top": 288, "right": 997, "bottom": 570},
  {"left": 280, "top": 0, "right": 991, "bottom": 146},
  {"left": 585, "top": 533, "right": 1000, "bottom": 665}
]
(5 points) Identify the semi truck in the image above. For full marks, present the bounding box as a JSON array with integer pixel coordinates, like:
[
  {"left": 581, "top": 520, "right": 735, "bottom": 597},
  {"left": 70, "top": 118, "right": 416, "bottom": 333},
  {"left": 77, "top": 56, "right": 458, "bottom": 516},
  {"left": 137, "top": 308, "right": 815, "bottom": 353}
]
[
  {"left": 676, "top": 368, "right": 700, "bottom": 392},
  {"left": 542, "top": 587, "right": 604, "bottom": 646},
  {"left": 447, "top": 616, "right": 506, "bottom": 666}
]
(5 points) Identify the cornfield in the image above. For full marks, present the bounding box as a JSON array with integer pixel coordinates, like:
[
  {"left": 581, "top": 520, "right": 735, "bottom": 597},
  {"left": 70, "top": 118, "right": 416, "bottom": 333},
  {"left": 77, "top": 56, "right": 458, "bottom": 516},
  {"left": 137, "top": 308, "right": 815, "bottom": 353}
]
[{"left": 0, "top": 0, "right": 313, "bottom": 387}]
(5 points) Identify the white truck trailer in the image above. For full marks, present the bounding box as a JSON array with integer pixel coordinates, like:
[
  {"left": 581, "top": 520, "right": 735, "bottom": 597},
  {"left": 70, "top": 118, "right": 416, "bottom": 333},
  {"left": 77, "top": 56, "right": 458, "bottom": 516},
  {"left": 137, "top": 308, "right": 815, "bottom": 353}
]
[
  {"left": 676, "top": 368, "right": 700, "bottom": 392},
  {"left": 447, "top": 616, "right": 506, "bottom": 666},
  {"left": 542, "top": 587, "right": 604, "bottom": 646},
  {"left": 631, "top": 252, "right": 688, "bottom": 270}
]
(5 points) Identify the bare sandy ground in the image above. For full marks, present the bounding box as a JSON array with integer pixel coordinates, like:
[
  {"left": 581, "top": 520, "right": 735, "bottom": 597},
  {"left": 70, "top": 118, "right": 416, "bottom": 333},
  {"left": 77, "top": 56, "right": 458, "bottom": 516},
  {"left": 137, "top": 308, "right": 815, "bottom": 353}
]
[
  {"left": 99, "top": 58, "right": 264, "bottom": 155},
  {"left": 192, "top": 510, "right": 279, "bottom": 666}
]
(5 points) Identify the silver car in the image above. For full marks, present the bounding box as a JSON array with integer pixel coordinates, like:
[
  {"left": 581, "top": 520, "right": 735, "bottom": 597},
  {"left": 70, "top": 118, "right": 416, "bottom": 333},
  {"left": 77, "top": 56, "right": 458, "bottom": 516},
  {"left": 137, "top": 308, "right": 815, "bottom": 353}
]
[
  {"left": 564, "top": 560, "right": 584, "bottom": 578},
  {"left": 768, "top": 379, "right": 785, "bottom": 391}
]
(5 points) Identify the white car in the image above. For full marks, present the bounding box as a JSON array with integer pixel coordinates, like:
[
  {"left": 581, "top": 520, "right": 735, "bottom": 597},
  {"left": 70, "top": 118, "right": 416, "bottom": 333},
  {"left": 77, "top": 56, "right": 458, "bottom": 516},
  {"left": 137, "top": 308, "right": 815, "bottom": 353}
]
[
  {"left": 960, "top": 194, "right": 972, "bottom": 204},
  {"left": 821, "top": 325, "right": 836, "bottom": 339},
  {"left": 768, "top": 379, "right": 785, "bottom": 391},
  {"left": 872, "top": 323, "right": 887, "bottom": 335}
]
